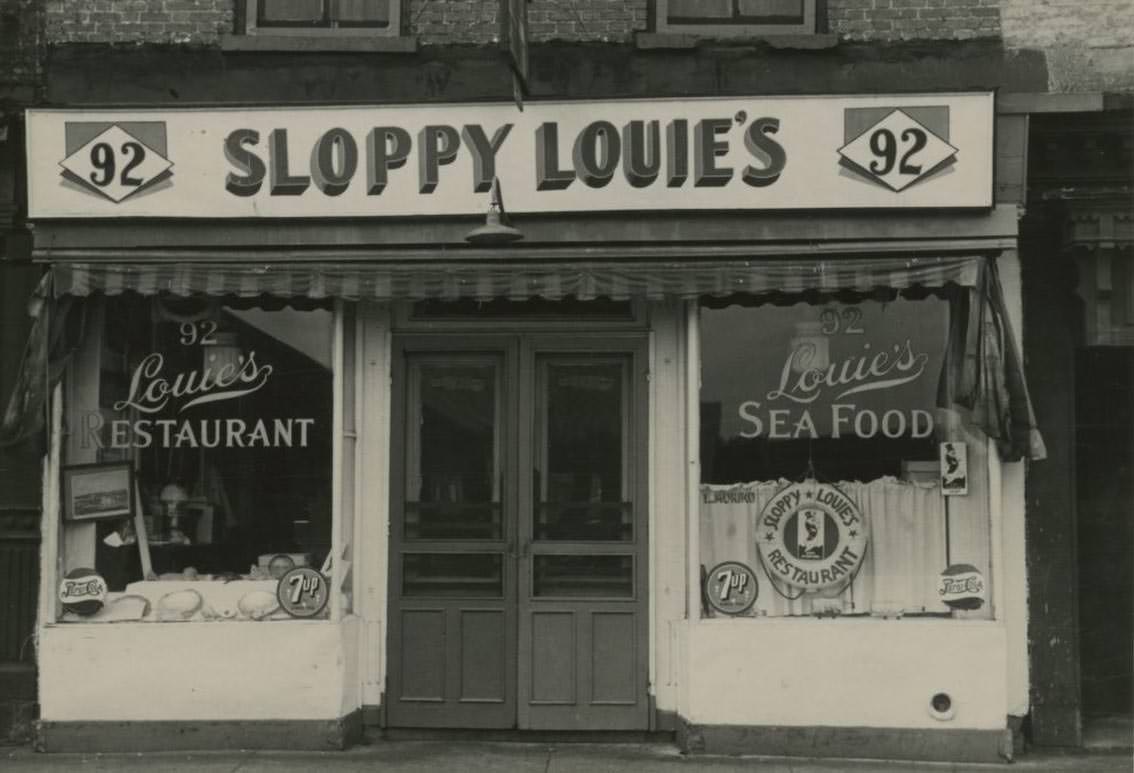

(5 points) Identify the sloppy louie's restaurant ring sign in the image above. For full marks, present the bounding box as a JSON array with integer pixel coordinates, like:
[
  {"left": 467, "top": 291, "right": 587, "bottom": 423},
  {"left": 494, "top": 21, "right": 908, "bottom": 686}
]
[
  {"left": 756, "top": 479, "right": 868, "bottom": 592},
  {"left": 26, "top": 93, "right": 993, "bottom": 219}
]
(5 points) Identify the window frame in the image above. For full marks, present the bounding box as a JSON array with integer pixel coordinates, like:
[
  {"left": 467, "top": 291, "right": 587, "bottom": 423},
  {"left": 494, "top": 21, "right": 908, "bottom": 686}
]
[
  {"left": 690, "top": 295, "right": 996, "bottom": 621},
  {"left": 655, "top": 0, "right": 817, "bottom": 37},
  {"left": 243, "top": 0, "right": 402, "bottom": 39},
  {"left": 50, "top": 296, "right": 351, "bottom": 623}
]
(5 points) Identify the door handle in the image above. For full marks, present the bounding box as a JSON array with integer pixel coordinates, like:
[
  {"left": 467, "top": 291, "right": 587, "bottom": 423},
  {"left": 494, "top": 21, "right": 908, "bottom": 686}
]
[{"left": 520, "top": 540, "right": 530, "bottom": 559}]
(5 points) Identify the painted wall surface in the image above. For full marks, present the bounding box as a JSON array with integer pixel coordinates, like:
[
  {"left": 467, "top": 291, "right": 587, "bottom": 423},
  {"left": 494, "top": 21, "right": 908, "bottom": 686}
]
[
  {"left": 1001, "top": 0, "right": 1134, "bottom": 92},
  {"left": 38, "top": 621, "right": 358, "bottom": 721},
  {"left": 682, "top": 619, "right": 1008, "bottom": 729}
]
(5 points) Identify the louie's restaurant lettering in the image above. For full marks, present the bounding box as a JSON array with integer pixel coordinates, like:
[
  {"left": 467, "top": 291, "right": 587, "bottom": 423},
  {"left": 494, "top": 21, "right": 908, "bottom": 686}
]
[
  {"left": 78, "top": 331, "right": 315, "bottom": 450},
  {"left": 737, "top": 310, "right": 936, "bottom": 440}
]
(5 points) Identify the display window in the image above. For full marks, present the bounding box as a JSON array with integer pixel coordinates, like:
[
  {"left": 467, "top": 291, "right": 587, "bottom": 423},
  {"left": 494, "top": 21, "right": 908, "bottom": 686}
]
[
  {"left": 57, "top": 294, "right": 344, "bottom": 623},
  {"left": 699, "top": 291, "right": 993, "bottom": 619}
]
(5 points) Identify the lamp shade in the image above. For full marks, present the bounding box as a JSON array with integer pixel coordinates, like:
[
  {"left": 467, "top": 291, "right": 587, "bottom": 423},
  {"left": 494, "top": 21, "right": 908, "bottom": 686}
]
[{"left": 159, "top": 483, "right": 189, "bottom": 507}]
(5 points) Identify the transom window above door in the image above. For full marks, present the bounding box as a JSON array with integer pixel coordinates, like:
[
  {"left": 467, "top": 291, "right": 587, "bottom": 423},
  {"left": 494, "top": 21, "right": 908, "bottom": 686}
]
[{"left": 657, "top": 0, "right": 818, "bottom": 36}]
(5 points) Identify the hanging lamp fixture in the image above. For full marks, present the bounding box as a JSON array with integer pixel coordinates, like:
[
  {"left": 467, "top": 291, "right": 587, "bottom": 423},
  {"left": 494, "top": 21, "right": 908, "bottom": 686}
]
[{"left": 465, "top": 177, "right": 524, "bottom": 245}]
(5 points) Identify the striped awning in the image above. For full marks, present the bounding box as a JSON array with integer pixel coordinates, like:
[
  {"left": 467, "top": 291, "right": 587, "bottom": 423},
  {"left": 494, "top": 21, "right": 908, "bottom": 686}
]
[{"left": 50, "top": 255, "right": 984, "bottom": 301}]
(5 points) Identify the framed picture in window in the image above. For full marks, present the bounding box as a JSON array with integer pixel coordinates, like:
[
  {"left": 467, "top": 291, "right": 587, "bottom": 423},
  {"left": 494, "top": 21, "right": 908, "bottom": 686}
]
[{"left": 62, "top": 462, "right": 135, "bottom": 522}]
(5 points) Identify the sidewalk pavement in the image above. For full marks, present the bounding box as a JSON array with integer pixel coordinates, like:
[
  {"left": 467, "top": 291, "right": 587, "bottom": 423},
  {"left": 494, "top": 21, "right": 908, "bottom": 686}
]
[{"left": 3, "top": 741, "right": 1132, "bottom": 772}]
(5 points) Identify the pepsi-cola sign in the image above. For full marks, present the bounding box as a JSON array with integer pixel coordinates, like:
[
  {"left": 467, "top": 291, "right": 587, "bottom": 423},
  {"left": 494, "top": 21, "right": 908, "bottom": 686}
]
[
  {"left": 937, "top": 563, "right": 986, "bottom": 610},
  {"left": 59, "top": 568, "right": 108, "bottom": 616}
]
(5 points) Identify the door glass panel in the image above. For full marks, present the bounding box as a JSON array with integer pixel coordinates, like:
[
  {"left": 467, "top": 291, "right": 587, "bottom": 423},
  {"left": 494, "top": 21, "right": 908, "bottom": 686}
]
[
  {"left": 532, "top": 555, "right": 633, "bottom": 598},
  {"left": 403, "top": 553, "right": 504, "bottom": 597},
  {"left": 536, "top": 360, "right": 631, "bottom": 541},
  {"left": 406, "top": 361, "right": 501, "bottom": 540}
]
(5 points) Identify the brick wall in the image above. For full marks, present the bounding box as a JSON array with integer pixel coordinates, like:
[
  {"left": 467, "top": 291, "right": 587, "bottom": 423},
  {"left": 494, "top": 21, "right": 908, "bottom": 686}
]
[
  {"left": 47, "top": 0, "right": 1006, "bottom": 46},
  {"left": 45, "top": 0, "right": 232, "bottom": 45},
  {"left": 829, "top": 0, "right": 1001, "bottom": 41},
  {"left": 0, "top": 0, "right": 42, "bottom": 100},
  {"left": 32, "top": 0, "right": 1134, "bottom": 92},
  {"left": 411, "top": 0, "right": 646, "bottom": 46},
  {"left": 44, "top": 0, "right": 645, "bottom": 45},
  {"left": 1001, "top": 0, "right": 1134, "bottom": 92}
]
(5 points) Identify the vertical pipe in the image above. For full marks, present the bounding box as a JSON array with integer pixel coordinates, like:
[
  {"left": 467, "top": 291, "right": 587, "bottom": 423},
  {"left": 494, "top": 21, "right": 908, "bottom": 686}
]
[
  {"left": 988, "top": 437, "right": 1005, "bottom": 622},
  {"left": 330, "top": 299, "right": 345, "bottom": 622},
  {"left": 38, "top": 382, "right": 63, "bottom": 630},
  {"left": 646, "top": 303, "right": 659, "bottom": 722},
  {"left": 685, "top": 301, "right": 701, "bottom": 623}
]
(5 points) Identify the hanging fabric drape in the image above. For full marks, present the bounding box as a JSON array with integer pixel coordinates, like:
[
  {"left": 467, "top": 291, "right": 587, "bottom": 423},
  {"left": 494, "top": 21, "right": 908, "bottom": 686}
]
[
  {"left": 700, "top": 478, "right": 950, "bottom": 618},
  {"left": 0, "top": 273, "right": 91, "bottom": 448},
  {"left": 936, "top": 259, "right": 1047, "bottom": 462}
]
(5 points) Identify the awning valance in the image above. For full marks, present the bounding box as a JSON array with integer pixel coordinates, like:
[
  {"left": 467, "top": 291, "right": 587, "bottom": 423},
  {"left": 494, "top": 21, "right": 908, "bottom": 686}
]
[
  {"left": 4, "top": 253, "right": 1045, "bottom": 463},
  {"left": 50, "top": 255, "right": 983, "bottom": 301}
]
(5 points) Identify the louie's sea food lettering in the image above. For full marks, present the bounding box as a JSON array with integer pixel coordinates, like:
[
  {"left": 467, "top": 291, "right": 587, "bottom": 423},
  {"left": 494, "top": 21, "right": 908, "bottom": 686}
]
[
  {"left": 738, "top": 310, "right": 936, "bottom": 440},
  {"left": 765, "top": 339, "right": 927, "bottom": 405}
]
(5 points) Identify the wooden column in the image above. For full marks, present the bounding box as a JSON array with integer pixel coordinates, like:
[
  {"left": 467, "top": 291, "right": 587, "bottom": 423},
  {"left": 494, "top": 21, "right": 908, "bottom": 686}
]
[{"left": 1021, "top": 206, "right": 1083, "bottom": 747}]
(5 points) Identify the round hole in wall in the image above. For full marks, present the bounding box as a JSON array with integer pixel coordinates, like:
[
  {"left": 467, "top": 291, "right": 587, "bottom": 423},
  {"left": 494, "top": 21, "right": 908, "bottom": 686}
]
[{"left": 929, "top": 692, "right": 956, "bottom": 721}]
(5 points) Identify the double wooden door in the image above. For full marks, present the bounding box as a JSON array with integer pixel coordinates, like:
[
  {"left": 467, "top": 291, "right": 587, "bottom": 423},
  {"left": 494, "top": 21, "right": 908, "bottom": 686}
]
[{"left": 387, "top": 335, "right": 649, "bottom": 730}]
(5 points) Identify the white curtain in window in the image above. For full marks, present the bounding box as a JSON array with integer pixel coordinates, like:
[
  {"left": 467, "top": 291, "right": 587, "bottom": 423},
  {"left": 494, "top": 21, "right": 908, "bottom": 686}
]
[{"left": 700, "top": 477, "right": 951, "bottom": 617}]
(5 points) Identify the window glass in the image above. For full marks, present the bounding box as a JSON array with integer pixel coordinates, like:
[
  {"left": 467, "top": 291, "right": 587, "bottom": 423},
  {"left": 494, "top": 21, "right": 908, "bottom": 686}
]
[
  {"left": 257, "top": 0, "right": 390, "bottom": 28},
  {"left": 699, "top": 296, "right": 992, "bottom": 620},
  {"left": 660, "top": 0, "right": 814, "bottom": 33},
  {"left": 62, "top": 295, "right": 334, "bottom": 619},
  {"left": 668, "top": 0, "right": 805, "bottom": 25}
]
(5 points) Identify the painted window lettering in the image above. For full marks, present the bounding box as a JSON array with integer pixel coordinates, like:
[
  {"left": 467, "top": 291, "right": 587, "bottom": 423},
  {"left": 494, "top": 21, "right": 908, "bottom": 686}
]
[{"left": 737, "top": 305, "right": 935, "bottom": 441}]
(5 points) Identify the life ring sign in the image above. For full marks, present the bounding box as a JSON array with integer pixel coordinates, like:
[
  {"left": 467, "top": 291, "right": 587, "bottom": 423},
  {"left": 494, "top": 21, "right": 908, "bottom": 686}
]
[{"left": 756, "top": 480, "right": 868, "bottom": 591}]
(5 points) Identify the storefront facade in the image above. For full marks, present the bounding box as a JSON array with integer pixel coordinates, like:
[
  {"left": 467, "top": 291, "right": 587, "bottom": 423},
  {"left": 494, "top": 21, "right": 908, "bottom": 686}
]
[{"left": 15, "top": 91, "right": 1047, "bottom": 761}]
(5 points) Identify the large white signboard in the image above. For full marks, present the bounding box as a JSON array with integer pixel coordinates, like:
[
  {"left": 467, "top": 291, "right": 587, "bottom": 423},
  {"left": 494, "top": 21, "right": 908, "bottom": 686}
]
[{"left": 27, "top": 93, "right": 993, "bottom": 219}]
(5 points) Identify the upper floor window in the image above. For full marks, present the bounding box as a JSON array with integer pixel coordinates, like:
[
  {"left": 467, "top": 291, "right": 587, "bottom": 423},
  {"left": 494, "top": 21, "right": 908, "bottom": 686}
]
[
  {"left": 245, "top": 0, "right": 399, "bottom": 36},
  {"left": 657, "top": 0, "right": 817, "bottom": 36}
]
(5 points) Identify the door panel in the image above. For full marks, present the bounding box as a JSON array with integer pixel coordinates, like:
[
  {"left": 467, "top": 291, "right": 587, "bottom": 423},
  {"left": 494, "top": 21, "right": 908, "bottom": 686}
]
[
  {"left": 519, "top": 349, "right": 649, "bottom": 730},
  {"left": 591, "top": 611, "right": 637, "bottom": 704},
  {"left": 399, "top": 608, "right": 446, "bottom": 701},
  {"left": 459, "top": 609, "right": 508, "bottom": 703},
  {"left": 388, "top": 350, "right": 516, "bottom": 728},
  {"left": 530, "top": 611, "right": 577, "bottom": 703},
  {"left": 388, "top": 336, "right": 648, "bottom": 730}
]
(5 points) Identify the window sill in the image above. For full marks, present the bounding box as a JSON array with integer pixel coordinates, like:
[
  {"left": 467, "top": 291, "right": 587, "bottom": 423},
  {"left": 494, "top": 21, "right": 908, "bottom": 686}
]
[
  {"left": 220, "top": 34, "right": 417, "bottom": 53},
  {"left": 635, "top": 32, "right": 837, "bottom": 51}
]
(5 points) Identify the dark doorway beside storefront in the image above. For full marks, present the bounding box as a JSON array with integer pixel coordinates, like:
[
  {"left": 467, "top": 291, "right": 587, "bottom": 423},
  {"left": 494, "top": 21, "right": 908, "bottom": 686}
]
[
  {"left": 1076, "top": 346, "right": 1134, "bottom": 745},
  {"left": 1024, "top": 108, "right": 1134, "bottom": 751}
]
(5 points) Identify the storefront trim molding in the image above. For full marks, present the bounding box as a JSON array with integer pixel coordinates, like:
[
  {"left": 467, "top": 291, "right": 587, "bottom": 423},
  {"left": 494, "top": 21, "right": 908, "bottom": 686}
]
[
  {"left": 36, "top": 713, "right": 363, "bottom": 753},
  {"left": 675, "top": 721, "right": 1011, "bottom": 763},
  {"left": 28, "top": 205, "right": 1021, "bottom": 253}
]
